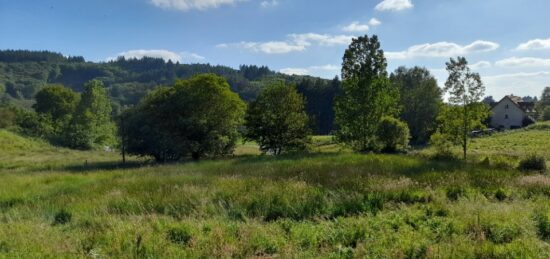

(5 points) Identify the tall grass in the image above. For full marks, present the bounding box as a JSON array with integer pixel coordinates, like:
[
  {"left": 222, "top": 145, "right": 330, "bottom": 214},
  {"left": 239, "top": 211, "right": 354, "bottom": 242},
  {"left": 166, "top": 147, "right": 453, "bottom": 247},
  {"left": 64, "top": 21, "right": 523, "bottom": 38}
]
[{"left": 1, "top": 128, "right": 550, "bottom": 257}]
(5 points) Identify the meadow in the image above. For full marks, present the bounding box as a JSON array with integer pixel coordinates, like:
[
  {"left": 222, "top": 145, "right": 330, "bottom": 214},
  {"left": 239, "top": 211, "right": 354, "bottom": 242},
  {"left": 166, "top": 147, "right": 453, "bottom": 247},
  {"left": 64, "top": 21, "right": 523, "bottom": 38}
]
[{"left": 1, "top": 125, "right": 550, "bottom": 258}]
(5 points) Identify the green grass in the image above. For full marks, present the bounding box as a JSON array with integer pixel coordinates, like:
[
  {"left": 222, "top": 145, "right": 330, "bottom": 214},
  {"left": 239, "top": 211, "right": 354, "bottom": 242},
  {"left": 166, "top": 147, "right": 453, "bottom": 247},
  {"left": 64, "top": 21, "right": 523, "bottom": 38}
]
[{"left": 1, "top": 129, "right": 550, "bottom": 257}]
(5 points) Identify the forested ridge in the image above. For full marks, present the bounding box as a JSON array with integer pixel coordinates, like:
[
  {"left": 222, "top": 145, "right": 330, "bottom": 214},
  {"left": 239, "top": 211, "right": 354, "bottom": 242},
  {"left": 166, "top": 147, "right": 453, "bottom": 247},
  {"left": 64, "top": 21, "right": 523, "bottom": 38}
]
[{"left": 0, "top": 50, "right": 339, "bottom": 134}]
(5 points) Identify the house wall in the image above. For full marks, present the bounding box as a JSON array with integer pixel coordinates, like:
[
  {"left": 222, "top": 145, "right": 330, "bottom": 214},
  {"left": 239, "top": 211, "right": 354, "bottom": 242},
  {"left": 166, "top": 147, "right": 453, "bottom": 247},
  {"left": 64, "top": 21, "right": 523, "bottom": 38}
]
[{"left": 490, "top": 98, "right": 526, "bottom": 129}]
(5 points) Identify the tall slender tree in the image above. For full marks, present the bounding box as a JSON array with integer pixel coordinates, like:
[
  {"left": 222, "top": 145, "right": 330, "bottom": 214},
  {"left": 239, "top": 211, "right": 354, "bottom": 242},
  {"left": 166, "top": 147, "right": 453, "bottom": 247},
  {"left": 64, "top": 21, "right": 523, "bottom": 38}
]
[
  {"left": 442, "top": 57, "right": 488, "bottom": 160},
  {"left": 65, "top": 80, "right": 115, "bottom": 149},
  {"left": 334, "top": 35, "right": 398, "bottom": 152},
  {"left": 390, "top": 67, "right": 442, "bottom": 145}
]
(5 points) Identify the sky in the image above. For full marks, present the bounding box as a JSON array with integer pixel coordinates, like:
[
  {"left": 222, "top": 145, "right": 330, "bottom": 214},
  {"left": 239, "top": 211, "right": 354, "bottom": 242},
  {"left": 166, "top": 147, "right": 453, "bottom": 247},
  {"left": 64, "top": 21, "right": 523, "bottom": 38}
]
[{"left": 1, "top": 0, "right": 550, "bottom": 99}]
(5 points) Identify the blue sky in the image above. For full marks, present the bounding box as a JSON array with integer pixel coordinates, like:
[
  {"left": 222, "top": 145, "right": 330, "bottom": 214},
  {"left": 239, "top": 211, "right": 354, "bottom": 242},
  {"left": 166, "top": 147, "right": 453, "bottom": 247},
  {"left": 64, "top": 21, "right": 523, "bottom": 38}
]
[{"left": 1, "top": 0, "right": 550, "bottom": 99}]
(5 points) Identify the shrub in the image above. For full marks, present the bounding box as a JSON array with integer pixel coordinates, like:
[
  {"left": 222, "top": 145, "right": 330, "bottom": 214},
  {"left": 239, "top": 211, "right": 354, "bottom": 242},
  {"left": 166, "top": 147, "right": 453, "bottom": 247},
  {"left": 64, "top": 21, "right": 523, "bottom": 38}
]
[
  {"left": 166, "top": 227, "right": 192, "bottom": 246},
  {"left": 53, "top": 209, "right": 72, "bottom": 225},
  {"left": 483, "top": 223, "right": 521, "bottom": 244},
  {"left": 535, "top": 212, "right": 550, "bottom": 240},
  {"left": 494, "top": 188, "right": 508, "bottom": 201},
  {"left": 429, "top": 132, "right": 457, "bottom": 160},
  {"left": 377, "top": 116, "right": 410, "bottom": 153},
  {"left": 518, "top": 155, "right": 547, "bottom": 172},
  {"left": 0, "top": 106, "right": 17, "bottom": 129},
  {"left": 446, "top": 186, "right": 465, "bottom": 201},
  {"left": 543, "top": 106, "right": 550, "bottom": 121}
]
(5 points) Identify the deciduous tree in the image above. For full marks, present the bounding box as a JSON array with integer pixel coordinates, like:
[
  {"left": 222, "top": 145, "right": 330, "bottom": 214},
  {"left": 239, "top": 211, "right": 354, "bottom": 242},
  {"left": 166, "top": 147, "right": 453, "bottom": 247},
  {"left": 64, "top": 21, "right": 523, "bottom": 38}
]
[
  {"left": 120, "top": 74, "right": 246, "bottom": 162},
  {"left": 440, "top": 57, "right": 488, "bottom": 160},
  {"left": 390, "top": 67, "right": 442, "bottom": 145},
  {"left": 335, "top": 35, "right": 398, "bottom": 152},
  {"left": 244, "top": 82, "right": 310, "bottom": 155}
]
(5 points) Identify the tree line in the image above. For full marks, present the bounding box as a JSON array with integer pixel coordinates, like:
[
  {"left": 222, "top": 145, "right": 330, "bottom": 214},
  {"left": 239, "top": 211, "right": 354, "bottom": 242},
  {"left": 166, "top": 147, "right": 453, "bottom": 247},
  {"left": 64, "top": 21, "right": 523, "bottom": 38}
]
[
  {"left": 2, "top": 35, "right": 549, "bottom": 162},
  {"left": 0, "top": 50, "right": 337, "bottom": 134}
]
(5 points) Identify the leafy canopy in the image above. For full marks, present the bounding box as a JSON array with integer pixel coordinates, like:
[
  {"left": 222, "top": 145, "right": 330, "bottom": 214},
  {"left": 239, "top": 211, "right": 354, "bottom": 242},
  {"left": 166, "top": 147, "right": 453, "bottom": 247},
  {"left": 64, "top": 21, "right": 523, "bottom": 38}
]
[
  {"left": 244, "top": 82, "right": 310, "bottom": 155},
  {"left": 65, "top": 80, "right": 115, "bottom": 149},
  {"left": 390, "top": 66, "right": 442, "bottom": 145},
  {"left": 121, "top": 74, "right": 246, "bottom": 162},
  {"left": 437, "top": 57, "right": 488, "bottom": 160},
  {"left": 335, "top": 34, "right": 398, "bottom": 152}
]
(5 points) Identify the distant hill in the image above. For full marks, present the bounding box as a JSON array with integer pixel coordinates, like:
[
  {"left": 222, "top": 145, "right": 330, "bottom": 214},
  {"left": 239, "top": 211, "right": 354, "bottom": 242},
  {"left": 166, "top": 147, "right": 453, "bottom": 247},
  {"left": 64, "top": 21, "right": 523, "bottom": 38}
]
[{"left": 0, "top": 50, "right": 340, "bottom": 134}]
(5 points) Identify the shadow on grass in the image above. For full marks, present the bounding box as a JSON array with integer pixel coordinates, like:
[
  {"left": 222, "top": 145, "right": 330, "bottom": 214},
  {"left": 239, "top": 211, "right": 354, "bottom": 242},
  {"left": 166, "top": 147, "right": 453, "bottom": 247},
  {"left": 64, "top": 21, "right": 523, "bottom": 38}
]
[{"left": 60, "top": 160, "right": 151, "bottom": 173}]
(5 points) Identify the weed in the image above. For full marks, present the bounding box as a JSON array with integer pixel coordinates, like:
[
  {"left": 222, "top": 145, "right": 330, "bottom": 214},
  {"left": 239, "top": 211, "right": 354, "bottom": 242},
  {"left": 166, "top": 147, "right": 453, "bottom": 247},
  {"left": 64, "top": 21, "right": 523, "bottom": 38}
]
[
  {"left": 53, "top": 209, "right": 72, "bottom": 225},
  {"left": 167, "top": 227, "right": 192, "bottom": 246}
]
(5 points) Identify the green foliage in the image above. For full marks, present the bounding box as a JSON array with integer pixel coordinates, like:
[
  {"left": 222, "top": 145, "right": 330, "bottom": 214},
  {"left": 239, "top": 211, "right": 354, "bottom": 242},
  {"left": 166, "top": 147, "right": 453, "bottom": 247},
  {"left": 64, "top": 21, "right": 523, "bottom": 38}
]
[
  {"left": 377, "top": 116, "right": 410, "bottom": 153},
  {"left": 428, "top": 131, "right": 457, "bottom": 160},
  {"left": 1, "top": 50, "right": 341, "bottom": 135},
  {"left": 297, "top": 77, "right": 340, "bottom": 135},
  {"left": 53, "top": 209, "right": 72, "bottom": 225},
  {"left": 335, "top": 35, "right": 398, "bottom": 152},
  {"left": 434, "top": 103, "right": 489, "bottom": 159},
  {"left": 121, "top": 74, "right": 246, "bottom": 162},
  {"left": 535, "top": 211, "right": 550, "bottom": 241},
  {"left": 244, "top": 82, "right": 310, "bottom": 155},
  {"left": 65, "top": 80, "right": 115, "bottom": 149},
  {"left": 543, "top": 106, "right": 550, "bottom": 121},
  {"left": 33, "top": 84, "right": 79, "bottom": 122},
  {"left": 167, "top": 227, "right": 192, "bottom": 246},
  {"left": 518, "top": 155, "right": 547, "bottom": 172},
  {"left": 391, "top": 66, "right": 442, "bottom": 145},
  {"left": 0, "top": 106, "right": 17, "bottom": 129},
  {"left": 442, "top": 57, "right": 488, "bottom": 160}
]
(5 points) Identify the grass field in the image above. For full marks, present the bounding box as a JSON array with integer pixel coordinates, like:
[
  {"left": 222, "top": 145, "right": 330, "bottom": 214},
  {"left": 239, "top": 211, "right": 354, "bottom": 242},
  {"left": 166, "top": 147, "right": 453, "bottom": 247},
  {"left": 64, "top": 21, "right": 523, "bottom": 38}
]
[{"left": 1, "top": 127, "right": 550, "bottom": 258}]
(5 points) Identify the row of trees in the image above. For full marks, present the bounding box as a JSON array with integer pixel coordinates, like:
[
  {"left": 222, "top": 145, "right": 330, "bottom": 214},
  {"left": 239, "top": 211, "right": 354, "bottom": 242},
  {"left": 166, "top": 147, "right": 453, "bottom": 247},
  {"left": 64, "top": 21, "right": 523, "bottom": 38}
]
[
  {"left": 1, "top": 81, "right": 115, "bottom": 149},
  {"left": 1, "top": 34, "right": 500, "bottom": 162}
]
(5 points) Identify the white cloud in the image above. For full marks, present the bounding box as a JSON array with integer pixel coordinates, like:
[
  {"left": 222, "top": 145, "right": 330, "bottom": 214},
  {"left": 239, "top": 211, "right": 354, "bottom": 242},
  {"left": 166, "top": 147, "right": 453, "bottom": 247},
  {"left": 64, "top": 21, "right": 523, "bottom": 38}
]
[
  {"left": 150, "top": 0, "right": 244, "bottom": 11},
  {"left": 484, "top": 71, "right": 550, "bottom": 98},
  {"left": 280, "top": 64, "right": 340, "bottom": 77},
  {"left": 368, "top": 18, "right": 382, "bottom": 26},
  {"left": 260, "top": 0, "right": 278, "bottom": 8},
  {"left": 108, "top": 49, "right": 182, "bottom": 62},
  {"left": 470, "top": 61, "right": 492, "bottom": 70},
  {"left": 516, "top": 38, "right": 550, "bottom": 51},
  {"left": 386, "top": 40, "right": 500, "bottom": 59},
  {"left": 495, "top": 57, "right": 550, "bottom": 67},
  {"left": 280, "top": 68, "right": 309, "bottom": 76},
  {"left": 375, "top": 0, "right": 413, "bottom": 11},
  {"left": 220, "top": 41, "right": 306, "bottom": 54},
  {"left": 342, "top": 22, "right": 370, "bottom": 33},
  {"left": 219, "top": 33, "right": 353, "bottom": 54},
  {"left": 180, "top": 52, "right": 206, "bottom": 62}
]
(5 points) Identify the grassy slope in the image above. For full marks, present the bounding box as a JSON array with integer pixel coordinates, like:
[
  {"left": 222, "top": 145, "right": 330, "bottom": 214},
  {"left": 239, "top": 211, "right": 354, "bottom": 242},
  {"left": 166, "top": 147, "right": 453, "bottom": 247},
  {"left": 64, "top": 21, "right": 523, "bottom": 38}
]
[
  {"left": 1, "top": 129, "right": 550, "bottom": 257},
  {"left": 470, "top": 122, "right": 550, "bottom": 160},
  {"left": 0, "top": 130, "right": 127, "bottom": 171}
]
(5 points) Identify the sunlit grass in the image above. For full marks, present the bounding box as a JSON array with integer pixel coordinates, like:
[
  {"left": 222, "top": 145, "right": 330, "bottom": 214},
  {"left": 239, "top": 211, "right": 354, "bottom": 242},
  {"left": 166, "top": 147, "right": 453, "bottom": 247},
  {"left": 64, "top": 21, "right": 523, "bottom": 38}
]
[{"left": 1, "top": 127, "right": 550, "bottom": 257}]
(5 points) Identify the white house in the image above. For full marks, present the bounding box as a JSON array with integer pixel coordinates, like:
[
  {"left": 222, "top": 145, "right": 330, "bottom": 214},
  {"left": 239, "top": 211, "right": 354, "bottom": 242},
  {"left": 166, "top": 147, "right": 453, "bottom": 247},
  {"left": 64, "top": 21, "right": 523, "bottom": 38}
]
[{"left": 490, "top": 95, "right": 536, "bottom": 129}]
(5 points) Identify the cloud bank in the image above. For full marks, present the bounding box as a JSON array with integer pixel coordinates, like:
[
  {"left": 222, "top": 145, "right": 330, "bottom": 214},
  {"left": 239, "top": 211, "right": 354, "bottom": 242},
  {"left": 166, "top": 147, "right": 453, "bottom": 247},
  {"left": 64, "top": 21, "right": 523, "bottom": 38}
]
[
  {"left": 375, "top": 0, "right": 413, "bottom": 11},
  {"left": 150, "top": 0, "right": 244, "bottom": 11},
  {"left": 386, "top": 40, "right": 499, "bottom": 59}
]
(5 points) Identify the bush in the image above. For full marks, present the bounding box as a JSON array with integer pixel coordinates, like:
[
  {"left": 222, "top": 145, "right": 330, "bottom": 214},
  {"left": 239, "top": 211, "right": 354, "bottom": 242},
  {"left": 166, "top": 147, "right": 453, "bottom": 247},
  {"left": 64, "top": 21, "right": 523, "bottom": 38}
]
[
  {"left": 377, "top": 116, "right": 410, "bottom": 153},
  {"left": 543, "top": 106, "right": 550, "bottom": 121},
  {"left": 535, "top": 212, "right": 550, "bottom": 240},
  {"left": 53, "top": 209, "right": 72, "bottom": 225},
  {"left": 446, "top": 186, "right": 465, "bottom": 201},
  {"left": 166, "top": 227, "right": 192, "bottom": 246},
  {"left": 0, "top": 106, "right": 17, "bottom": 129},
  {"left": 494, "top": 188, "right": 508, "bottom": 201},
  {"left": 429, "top": 132, "right": 457, "bottom": 160},
  {"left": 518, "top": 155, "right": 547, "bottom": 172}
]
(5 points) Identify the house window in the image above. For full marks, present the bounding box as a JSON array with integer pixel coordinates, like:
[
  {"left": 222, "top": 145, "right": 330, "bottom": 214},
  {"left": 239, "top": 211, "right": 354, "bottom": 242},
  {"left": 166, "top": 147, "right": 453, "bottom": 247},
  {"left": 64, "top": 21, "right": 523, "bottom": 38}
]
[
  {"left": 505, "top": 104, "right": 509, "bottom": 109},
  {"left": 505, "top": 114, "right": 509, "bottom": 119}
]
